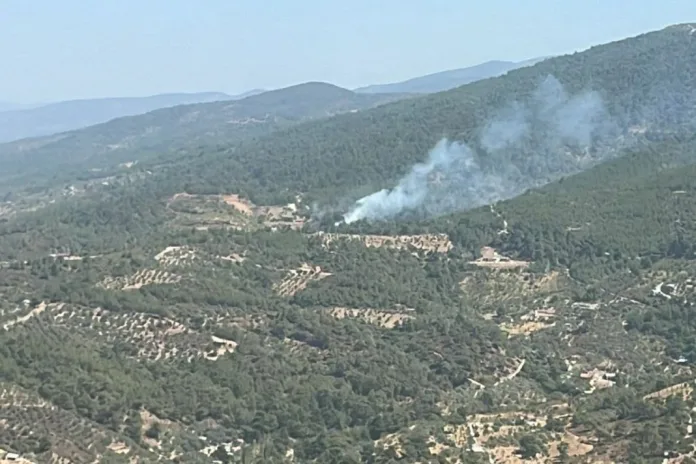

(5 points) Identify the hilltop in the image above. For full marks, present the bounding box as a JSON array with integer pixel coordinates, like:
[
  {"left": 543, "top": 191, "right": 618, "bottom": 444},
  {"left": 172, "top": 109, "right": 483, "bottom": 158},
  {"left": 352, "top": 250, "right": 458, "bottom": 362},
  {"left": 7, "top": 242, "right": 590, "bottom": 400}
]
[
  {"left": 0, "top": 82, "right": 410, "bottom": 190},
  {"left": 2, "top": 24, "right": 696, "bottom": 464},
  {"left": 355, "top": 57, "right": 547, "bottom": 94},
  {"left": 115, "top": 23, "right": 696, "bottom": 211}
]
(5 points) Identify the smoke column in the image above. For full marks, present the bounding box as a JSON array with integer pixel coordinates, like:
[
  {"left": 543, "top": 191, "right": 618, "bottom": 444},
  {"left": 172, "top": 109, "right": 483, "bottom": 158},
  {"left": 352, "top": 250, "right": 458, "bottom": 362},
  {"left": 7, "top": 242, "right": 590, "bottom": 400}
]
[{"left": 341, "top": 75, "right": 619, "bottom": 224}]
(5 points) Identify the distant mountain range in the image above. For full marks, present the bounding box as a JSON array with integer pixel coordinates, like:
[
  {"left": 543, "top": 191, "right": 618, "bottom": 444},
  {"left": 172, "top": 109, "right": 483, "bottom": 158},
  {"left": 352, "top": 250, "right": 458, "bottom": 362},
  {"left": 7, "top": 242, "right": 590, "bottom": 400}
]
[
  {"left": 354, "top": 58, "right": 548, "bottom": 94},
  {"left": 0, "top": 82, "right": 408, "bottom": 183},
  {"left": 0, "top": 101, "right": 43, "bottom": 112},
  {"left": 4, "top": 25, "right": 696, "bottom": 464},
  {"left": 0, "top": 91, "right": 262, "bottom": 143},
  {"left": 0, "top": 58, "right": 551, "bottom": 144}
]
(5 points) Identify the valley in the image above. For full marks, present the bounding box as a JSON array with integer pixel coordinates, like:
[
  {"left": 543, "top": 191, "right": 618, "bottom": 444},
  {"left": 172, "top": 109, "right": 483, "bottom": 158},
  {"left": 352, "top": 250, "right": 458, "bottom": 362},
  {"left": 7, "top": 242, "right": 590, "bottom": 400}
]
[{"left": 2, "top": 23, "right": 696, "bottom": 464}]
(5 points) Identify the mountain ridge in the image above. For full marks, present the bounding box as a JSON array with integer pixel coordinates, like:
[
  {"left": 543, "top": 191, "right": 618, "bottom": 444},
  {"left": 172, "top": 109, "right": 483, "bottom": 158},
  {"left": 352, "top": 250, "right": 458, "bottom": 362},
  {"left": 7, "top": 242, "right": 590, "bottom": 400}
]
[
  {"left": 129, "top": 23, "right": 696, "bottom": 212},
  {"left": 0, "top": 82, "right": 412, "bottom": 188},
  {"left": 354, "top": 57, "right": 548, "bottom": 94},
  {"left": 2, "top": 23, "right": 696, "bottom": 464},
  {"left": 0, "top": 90, "right": 256, "bottom": 143}
]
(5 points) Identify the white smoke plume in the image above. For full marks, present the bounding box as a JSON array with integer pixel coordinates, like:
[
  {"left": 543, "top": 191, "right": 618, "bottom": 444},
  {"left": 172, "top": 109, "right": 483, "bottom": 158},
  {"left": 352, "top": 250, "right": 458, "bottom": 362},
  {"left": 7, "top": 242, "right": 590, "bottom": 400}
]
[{"left": 341, "top": 75, "right": 619, "bottom": 224}]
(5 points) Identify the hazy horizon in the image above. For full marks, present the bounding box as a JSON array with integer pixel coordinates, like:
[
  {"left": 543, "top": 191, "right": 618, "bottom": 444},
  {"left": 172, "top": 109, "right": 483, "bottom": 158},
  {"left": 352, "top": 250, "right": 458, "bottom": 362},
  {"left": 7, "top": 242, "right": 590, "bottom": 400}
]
[{"left": 2, "top": 0, "right": 696, "bottom": 103}]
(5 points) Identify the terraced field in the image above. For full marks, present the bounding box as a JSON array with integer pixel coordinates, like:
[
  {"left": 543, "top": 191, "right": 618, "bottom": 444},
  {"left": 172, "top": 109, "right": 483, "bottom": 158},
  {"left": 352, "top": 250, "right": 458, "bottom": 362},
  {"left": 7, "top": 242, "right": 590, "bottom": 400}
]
[
  {"left": 97, "top": 269, "right": 182, "bottom": 291},
  {"left": 3, "top": 302, "right": 236, "bottom": 363},
  {"left": 326, "top": 306, "right": 415, "bottom": 328},
  {"left": 0, "top": 384, "right": 156, "bottom": 463},
  {"left": 312, "top": 232, "right": 453, "bottom": 253},
  {"left": 273, "top": 263, "right": 333, "bottom": 297}
]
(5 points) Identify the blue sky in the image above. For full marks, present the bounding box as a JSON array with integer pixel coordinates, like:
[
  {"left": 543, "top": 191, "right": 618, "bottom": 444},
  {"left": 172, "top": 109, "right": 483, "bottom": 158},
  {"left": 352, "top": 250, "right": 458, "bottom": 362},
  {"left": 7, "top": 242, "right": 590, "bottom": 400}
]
[{"left": 2, "top": 0, "right": 695, "bottom": 102}]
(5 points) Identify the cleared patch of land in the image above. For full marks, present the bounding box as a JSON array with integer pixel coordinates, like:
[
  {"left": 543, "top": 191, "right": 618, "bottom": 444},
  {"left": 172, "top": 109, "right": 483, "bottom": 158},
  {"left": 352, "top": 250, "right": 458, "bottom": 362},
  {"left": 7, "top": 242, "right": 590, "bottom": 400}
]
[
  {"left": 5, "top": 303, "right": 236, "bottom": 363},
  {"left": 154, "top": 245, "right": 198, "bottom": 267},
  {"left": 274, "top": 263, "right": 332, "bottom": 297},
  {"left": 97, "top": 269, "right": 182, "bottom": 291},
  {"left": 326, "top": 306, "right": 415, "bottom": 328},
  {"left": 461, "top": 269, "right": 563, "bottom": 306},
  {"left": 500, "top": 308, "right": 557, "bottom": 335},
  {"left": 425, "top": 411, "right": 593, "bottom": 464},
  {"left": 167, "top": 192, "right": 306, "bottom": 231},
  {"left": 469, "top": 246, "right": 530, "bottom": 269},
  {"left": 312, "top": 232, "right": 453, "bottom": 253},
  {"left": 643, "top": 380, "right": 693, "bottom": 401}
]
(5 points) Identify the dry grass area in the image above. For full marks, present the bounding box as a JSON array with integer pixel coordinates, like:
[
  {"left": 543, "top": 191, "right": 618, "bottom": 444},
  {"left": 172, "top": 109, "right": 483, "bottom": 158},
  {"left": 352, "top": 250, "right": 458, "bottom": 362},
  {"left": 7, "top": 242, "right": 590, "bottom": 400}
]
[
  {"left": 312, "top": 232, "right": 453, "bottom": 253},
  {"left": 327, "top": 307, "right": 415, "bottom": 328},
  {"left": 97, "top": 269, "right": 182, "bottom": 291},
  {"left": 166, "top": 192, "right": 251, "bottom": 230},
  {"left": 469, "top": 247, "right": 530, "bottom": 269},
  {"left": 274, "top": 263, "right": 332, "bottom": 297},
  {"left": 500, "top": 308, "right": 557, "bottom": 336},
  {"left": 501, "top": 321, "right": 556, "bottom": 335}
]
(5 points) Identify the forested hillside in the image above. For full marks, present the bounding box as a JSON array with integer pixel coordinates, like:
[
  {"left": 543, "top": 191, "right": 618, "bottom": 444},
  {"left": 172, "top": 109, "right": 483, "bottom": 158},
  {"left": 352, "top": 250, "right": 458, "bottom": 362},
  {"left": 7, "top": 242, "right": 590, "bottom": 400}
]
[
  {"left": 354, "top": 58, "right": 546, "bottom": 94},
  {"left": 2, "top": 24, "right": 696, "bottom": 464},
  {"left": 3, "top": 119, "right": 696, "bottom": 464},
  {"left": 0, "top": 83, "right": 409, "bottom": 190},
  {"left": 135, "top": 24, "right": 696, "bottom": 208}
]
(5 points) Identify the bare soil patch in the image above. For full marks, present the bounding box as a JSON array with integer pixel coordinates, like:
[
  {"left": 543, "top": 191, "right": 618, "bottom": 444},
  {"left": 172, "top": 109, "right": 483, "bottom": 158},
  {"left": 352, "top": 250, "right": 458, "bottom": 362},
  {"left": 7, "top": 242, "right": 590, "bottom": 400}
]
[
  {"left": 167, "top": 192, "right": 306, "bottom": 230},
  {"left": 221, "top": 194, "right": 253, "bottom": 215}
]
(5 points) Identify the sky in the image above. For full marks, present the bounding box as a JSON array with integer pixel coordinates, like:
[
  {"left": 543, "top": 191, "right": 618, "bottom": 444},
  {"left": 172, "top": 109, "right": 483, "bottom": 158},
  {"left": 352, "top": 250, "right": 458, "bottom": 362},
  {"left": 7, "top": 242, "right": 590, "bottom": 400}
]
[{"left": 2, "top": 0, "right": 696, "bottom": 103}]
